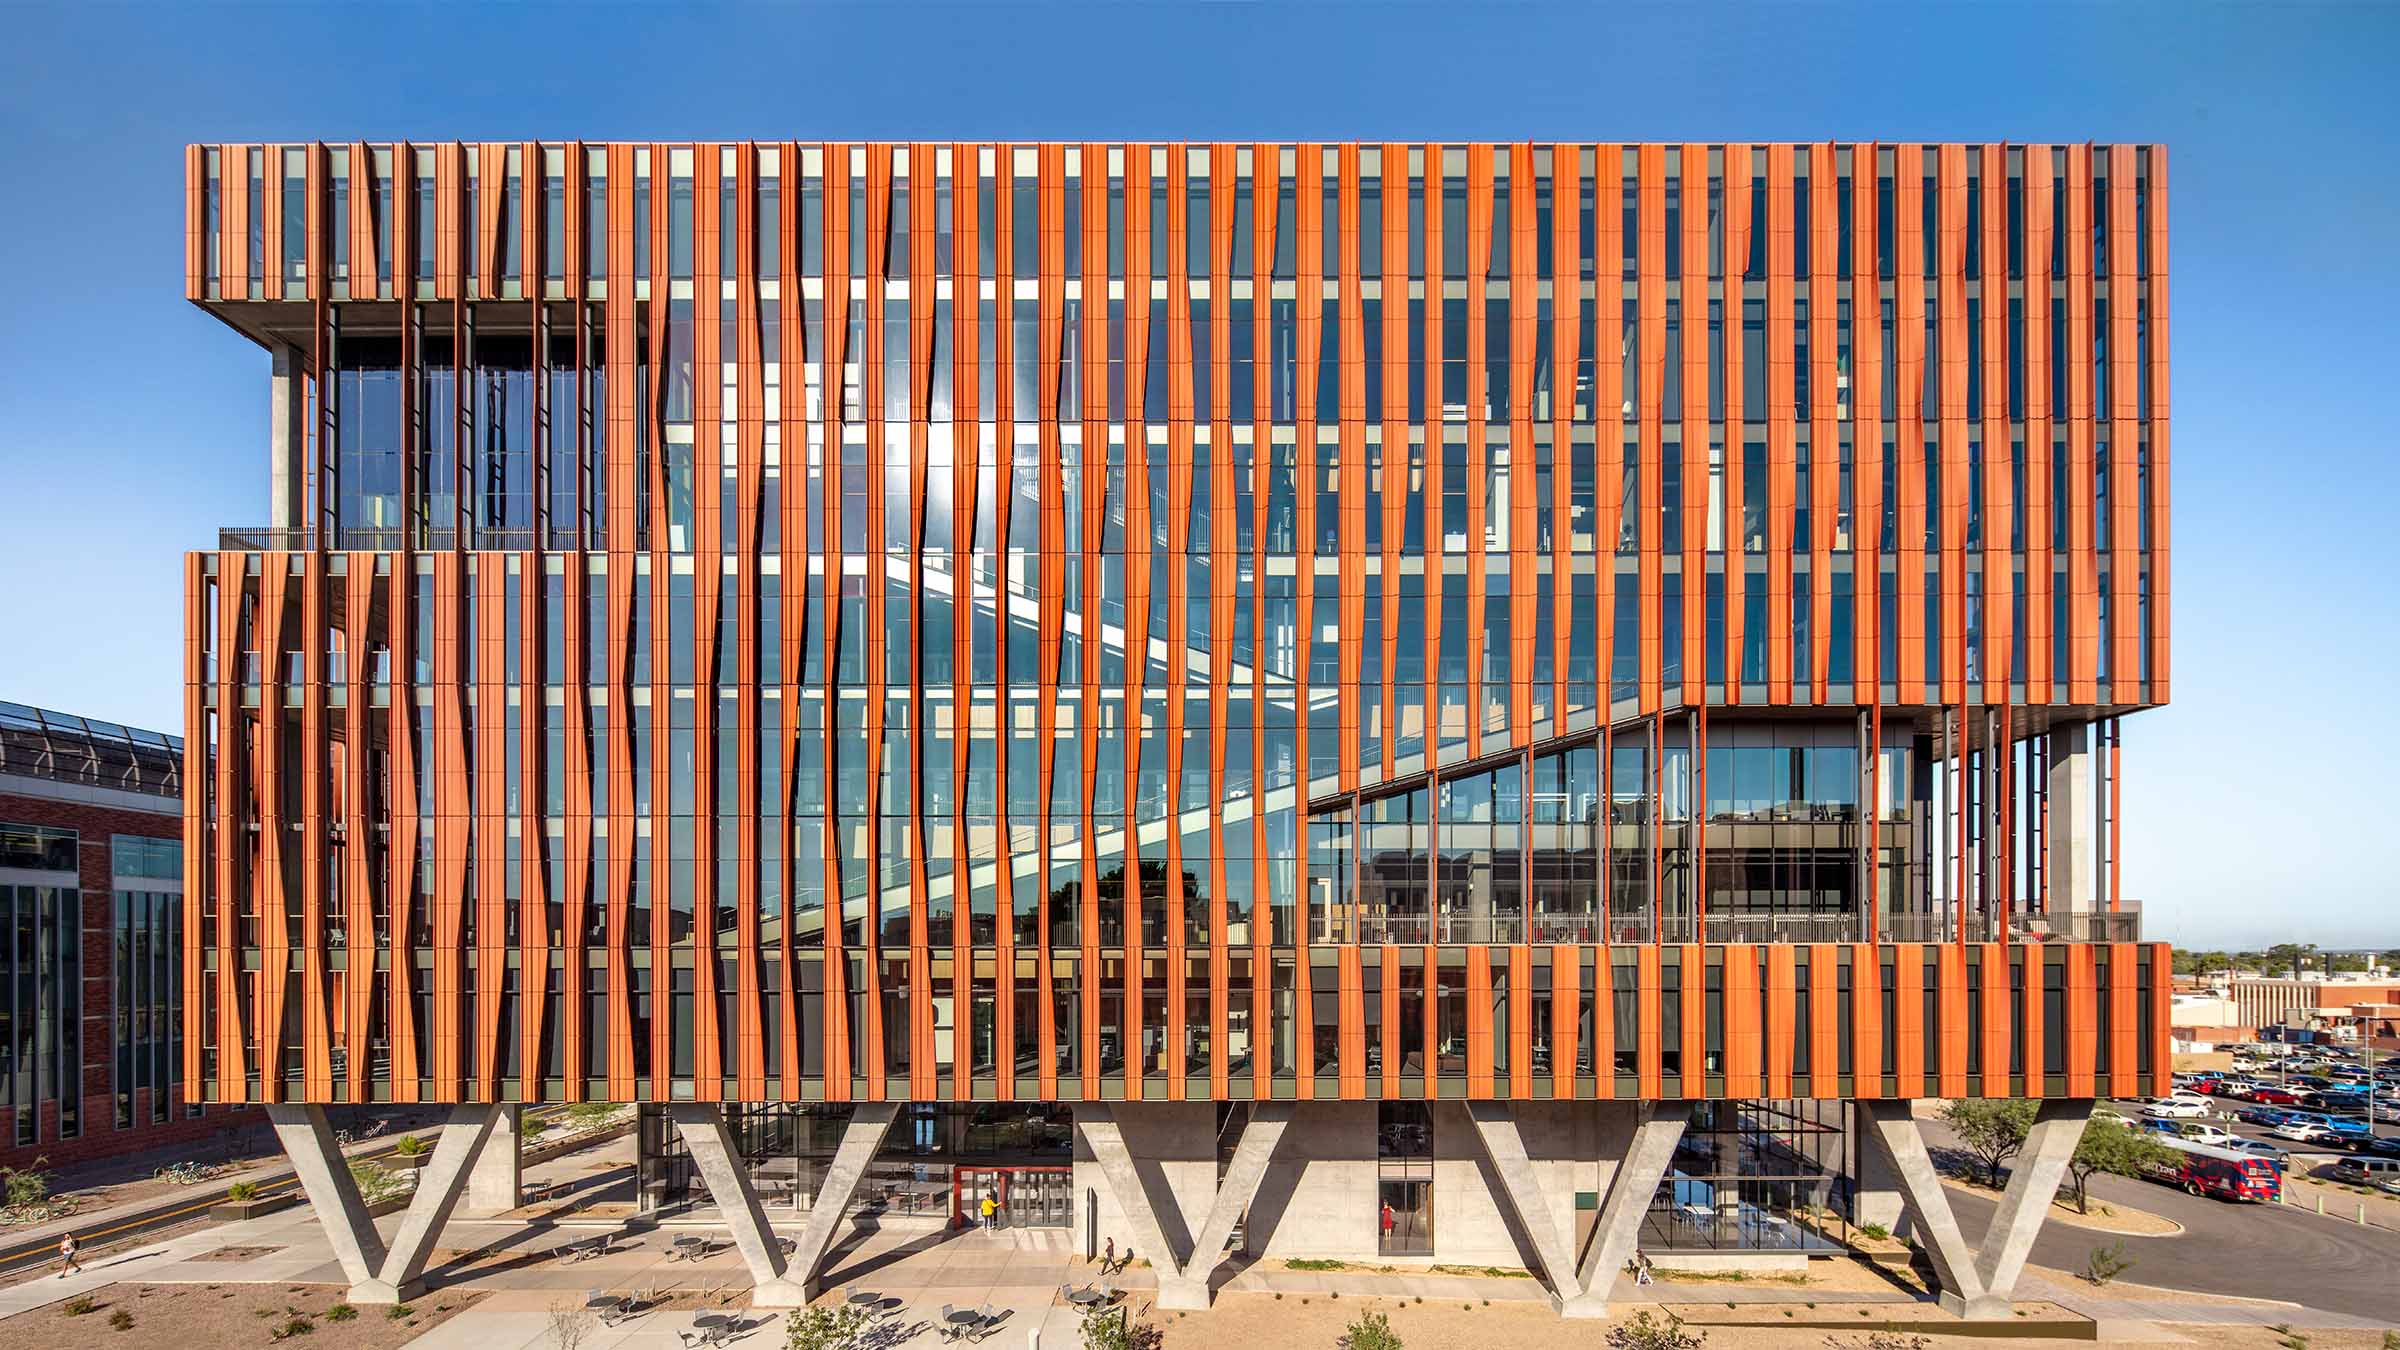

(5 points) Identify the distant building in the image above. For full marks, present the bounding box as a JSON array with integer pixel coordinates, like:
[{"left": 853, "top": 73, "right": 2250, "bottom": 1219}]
[
  {"left": 0, "top": 701, "right": 239, "bottom": 1168},
  {"left": 2231, "top": 976, "right": 2400, "bottom": 1031}
]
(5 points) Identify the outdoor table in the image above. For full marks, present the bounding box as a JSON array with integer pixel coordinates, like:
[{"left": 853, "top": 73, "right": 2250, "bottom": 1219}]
[
  {"left": 585, "top": 1293, "right": 635, "bottom": 1325},
  {"left": 671, "top": 1235, "right": 710, "bottom": 1261},
  {"left": 1066, "top": 1287, "right": 1107, "bottom": 1308},
  {"left": 945, "top": 1308, "right": 983, "bottom": 1330},
  {"left": 846, "top": 1289, "right": 885, "bottom": 1310}
]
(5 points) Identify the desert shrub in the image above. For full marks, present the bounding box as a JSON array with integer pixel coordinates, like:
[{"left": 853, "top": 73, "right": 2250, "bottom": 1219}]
[
  {"left": 1607, "top": 1310, "right": 1706, "bottom": 1350},
  {"left": 226, "top": 1181, "right": 261, "bottom": 1201},
  {"left": 63, "top": 1295, "right": 98, "bottom": 1316},
  {"left": 785, "top": 1303, "right": 874, "bottom": 1350},
  {"left": 2, "top": 1158, "right": 52, "bottom": 1207},
  {"left": 348, "top": 1160, "right": 410, "bottom": 1203},
  {"left": 1079, "top": 1308, "right": 1165, "bottom": 1350},
  {"left": 1340, "top": 1308, "right": 1404, "bottom": 1350},
  {"left": 2082, "top": 1240, "right": 2134, "bottom": 1286}
]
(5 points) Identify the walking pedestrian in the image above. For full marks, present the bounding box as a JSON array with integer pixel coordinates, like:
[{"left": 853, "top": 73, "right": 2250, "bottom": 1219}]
[
  {"left": 56, "top": 1232, "right": 82, "bottom": 1279},
  {"left": 979, "top": 1192, "right": 998, "bottom": 1231}
]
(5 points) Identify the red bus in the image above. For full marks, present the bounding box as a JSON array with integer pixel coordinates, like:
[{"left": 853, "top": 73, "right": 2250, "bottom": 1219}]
[{"left": 2147, "top": 1136, "right": 2281, "bottom": 1202}]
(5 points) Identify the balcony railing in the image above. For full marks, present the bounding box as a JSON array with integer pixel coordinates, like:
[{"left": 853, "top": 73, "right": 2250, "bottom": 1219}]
[
  {"left": 1350, "top": 903, "right": 2141, "bottom": 947},
  {"left": 216, "top": 526, "right": 579, "bottom": 552}
]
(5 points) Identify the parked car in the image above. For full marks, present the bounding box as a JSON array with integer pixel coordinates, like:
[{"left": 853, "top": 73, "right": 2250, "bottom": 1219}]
[
  {"left": 2225, "top": 1138, "right": 2291, "bottom": 1172},
  {"left": 2147, "top": 1097, "right": 2213, "bottom": 1119},
  {"left": 2368, "top": 1136, "right": 2400, "bottom": 1160},
  {"left": 2248, "top": 1087, "right": 2302, "bottom": 1105},
  {"left": 2272, "top": 1118, "right": 2343, "bottom": 1145},
  {"left": 2174, "top": 1122, "right": 2239, "bottom": 1148},
  {"left": 2238, "top": 1105, "right": 2298, "bottom": 1128},
  {"left": 2327, "top": 1156, "right": 2400, "bottom": 1188}
]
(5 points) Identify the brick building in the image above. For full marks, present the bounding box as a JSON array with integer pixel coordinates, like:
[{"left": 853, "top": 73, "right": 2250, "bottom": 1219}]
[{"left": 0, "top": 701, "right": 238, "bottom": 1169}]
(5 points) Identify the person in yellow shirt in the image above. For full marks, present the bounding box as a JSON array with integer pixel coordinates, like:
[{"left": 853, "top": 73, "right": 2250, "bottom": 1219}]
[{"left": 979, "top": 1192, "right": 997, "bottom": 1231}]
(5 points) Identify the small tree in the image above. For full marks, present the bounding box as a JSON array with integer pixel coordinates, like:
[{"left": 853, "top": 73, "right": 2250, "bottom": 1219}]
[
  {"left": 1940, "top": 1099, "right": 2036, "bottom": 1187},
  {"left": 547, "top": 1304, "right": 596, "bottom": 1350},
  {"left": 785, "top": 1303, "right": 873, "bottom": 1350},
  {"left": 1081, "top": 1308, "right": 1166, "bottom": 1350},
  {"left": 1608, "top": 1310, "right": 1707, "bottom": 1350},
  {"left": 2065, "top": 1120, "right": 2176, "bottom": 1214},
  {"left": 1341, "top": 1308, "right": 1404, "bottom": 1350}
]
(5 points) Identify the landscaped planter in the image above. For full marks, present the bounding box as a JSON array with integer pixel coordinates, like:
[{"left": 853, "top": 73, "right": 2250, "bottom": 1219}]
[
  {"left": 521, "top": 1118, "right": 634, "bottom": 1168},
  {"left": 209, "top": 1194, "right": 299, "bottom": 1221},
  {"left": 384, "top": 1151, "right": 432, "bottom": 1171},
  {"left": 365, "top": 1191, "right": 413, "bottom": 1217}
]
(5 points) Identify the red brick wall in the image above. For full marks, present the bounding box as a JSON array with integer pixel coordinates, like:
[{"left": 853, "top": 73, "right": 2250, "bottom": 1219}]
[{"left": 0, "top": 788, "right": 248, "bottom": 1172}]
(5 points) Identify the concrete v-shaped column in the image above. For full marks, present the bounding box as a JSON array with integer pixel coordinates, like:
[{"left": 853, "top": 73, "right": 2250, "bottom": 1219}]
[
  {"left": 267, "top": 1104, "right": 388, "bottom": 1292},
  {"left": 1565, "top": 1102, "right": 1690, "bottom": 1318},
  {"left": 1081, "top": 1102, "right": 1294, "bottom": 1310},
  {"left": 376, "top": 1103, "right": 509, "bottom": 1296},
  {"left": 268, "top": 1102, "right": 509, "bottom": 1304},
  {"left": 1463, "top": 1102, "right": 1581, "bottom": 1307},
  {"left": 1859, "top": 1097, "right": 2093, "bottom": 1319},
  {"left": 665, "top": 1101, "right": 899, "bottom": 1305}
]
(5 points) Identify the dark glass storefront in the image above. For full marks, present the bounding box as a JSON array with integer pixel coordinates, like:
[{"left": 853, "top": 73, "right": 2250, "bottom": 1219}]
[
  {"left": 1641, "top": 1099, "right": 1849, "bottom": 1252},
  {"left": 637, "top": 1103, "right": 1074, "bottom": 1225}
]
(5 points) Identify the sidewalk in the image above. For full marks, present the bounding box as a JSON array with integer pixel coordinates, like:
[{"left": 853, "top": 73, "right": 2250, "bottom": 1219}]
[{"left": 0, "top": 1225, "right": 245, "bottom": 1321}]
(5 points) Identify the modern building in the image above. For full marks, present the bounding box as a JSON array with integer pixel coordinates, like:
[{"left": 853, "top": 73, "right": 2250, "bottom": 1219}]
[
  {"left": 180, "top": 140, "right": 2171, "bottom": 1318},
  {"left": 0, "top": 701, "right": 237, "bottom": 1169}
]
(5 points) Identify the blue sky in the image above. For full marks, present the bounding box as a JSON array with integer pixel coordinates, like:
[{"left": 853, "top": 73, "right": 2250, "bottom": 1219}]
[{"left": 1, "top": 2, "right": 2391, "bottom": 948}]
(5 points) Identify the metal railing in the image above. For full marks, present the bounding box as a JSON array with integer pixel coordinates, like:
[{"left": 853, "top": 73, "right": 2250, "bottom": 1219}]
[
  {"left": 217, "top": 526, "right": 576, "bottom": 552},
  {"left": 1347, "top": 904, "right": 2141, "bottom": 946}
]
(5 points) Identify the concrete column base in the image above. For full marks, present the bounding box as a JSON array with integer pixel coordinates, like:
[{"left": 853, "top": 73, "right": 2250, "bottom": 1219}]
[
  {"left": 1558, "top": 1292, "right": 1613, "bottom": 1319},
  {"left": 1937, "top": 1291, "right": 2014, "bottom": 1321},
  {"left": 343, "top": 1279, "right": 422, "bottom": 1307},
  {"left": 748, "top": 1279, "right": 811, "bottom": 1309},
  {"left": 1154, "top": 1276, "right": 1211, "bottom": 1311}
]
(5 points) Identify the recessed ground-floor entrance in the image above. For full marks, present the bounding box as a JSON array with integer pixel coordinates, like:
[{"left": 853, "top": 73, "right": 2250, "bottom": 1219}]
[{"left": 956, "top": 1165, "right": 1074, "bottom": 1228}]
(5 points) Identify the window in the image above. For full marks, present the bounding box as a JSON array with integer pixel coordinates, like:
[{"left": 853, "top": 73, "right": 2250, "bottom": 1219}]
[{"left": 2, "top": 880, "right": 81, "bottom": 1142}]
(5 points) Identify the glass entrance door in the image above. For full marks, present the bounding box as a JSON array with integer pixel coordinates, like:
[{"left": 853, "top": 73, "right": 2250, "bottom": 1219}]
[
  {"left": 1378, "top": 1176, "right": 1432, "bottom": 1256},
  {"left": 955, "top": 1166, "right": 1074, "bottom": 1229}
]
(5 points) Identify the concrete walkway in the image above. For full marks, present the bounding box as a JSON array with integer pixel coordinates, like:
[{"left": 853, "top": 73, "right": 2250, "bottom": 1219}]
[{"left": 0, "top": 1225, "right": 242, "bottom": 1321}]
